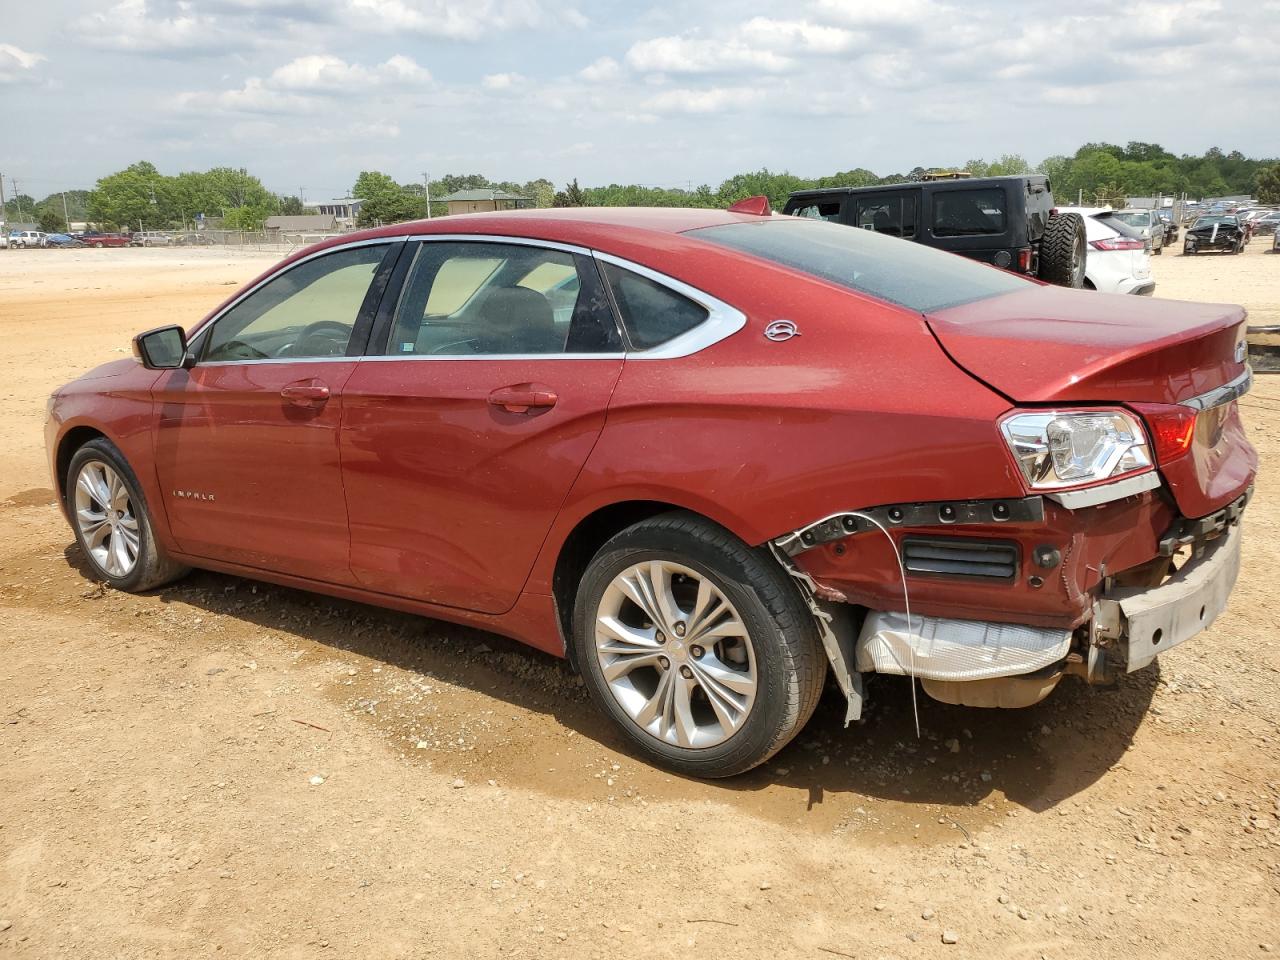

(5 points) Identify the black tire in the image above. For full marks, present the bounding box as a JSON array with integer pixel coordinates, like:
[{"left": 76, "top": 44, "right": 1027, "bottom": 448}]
[
  {"left": 93, "top": 241, "right": 104, "bottom": 248},
  {"left": 1153, "top": 243, "right": 1162, "bottom": 256},
  {"left": 66, "top": 438, "right": 190, "bottom": 592},
  {"left": 1038, "top": 211, "right": 1087, "bottom": 287},
  {"left": 571, "top": 512, "right": 826, "bottom": 778}
]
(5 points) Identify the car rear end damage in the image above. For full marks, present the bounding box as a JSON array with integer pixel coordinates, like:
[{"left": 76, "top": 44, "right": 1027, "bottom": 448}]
[{"left": 770, "top": 301, "right": 1256, "bottom": 719}]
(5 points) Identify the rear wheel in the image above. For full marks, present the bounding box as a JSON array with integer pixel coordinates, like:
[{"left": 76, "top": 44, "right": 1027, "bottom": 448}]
[
  {"left": 572, "top": 512, "right": 826, "bottom": 778},
  {"left": 1038, "top": 212, "right": 1087, "bottom": 287},
  {"left": 67, "top": 439, "right": 189, "bottom": 592},
  {"left": 93, "top": 241, "right": 104, "bottom": 248}
]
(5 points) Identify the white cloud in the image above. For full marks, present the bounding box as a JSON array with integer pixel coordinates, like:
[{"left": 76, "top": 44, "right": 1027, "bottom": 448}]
[
  {"left": 269, "top": 53, "right": 431, "bottom": 92},
  {"left": 0, "top": 43, "right": 45, "bottom": 84},
  {"left": 481, "top": 71, "right": 524, "bottom": 91},
  {"left": 642, "top": 86, "right": 764, "bottom": 114},
  {"left": 341, "top": 0, "right": 581, "bottom": 39},
  {"left": 74, "top": 0, "right": 234, "bottom": 55},
  {"left": 626, "top": 32, "right": 791, "bottom": 75},
  {"left": 175, "top": 53, "right": 431, "bottom": 114},
  {"left": 578, "top": 56, "right": 621, "bottom": 83}
]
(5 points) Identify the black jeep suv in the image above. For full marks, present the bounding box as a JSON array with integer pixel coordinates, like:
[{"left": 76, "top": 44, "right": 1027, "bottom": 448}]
[{"left": 782, "top": 175, "right": 1087, "bottom": 287}]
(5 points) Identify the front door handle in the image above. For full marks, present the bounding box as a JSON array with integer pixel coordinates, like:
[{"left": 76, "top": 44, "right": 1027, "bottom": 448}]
[
  {"left": 487, "top": 383, "right": 558, "bottom": 414},
  {"left": 281, "top": 380, "right": 331, "bottom": 406}
]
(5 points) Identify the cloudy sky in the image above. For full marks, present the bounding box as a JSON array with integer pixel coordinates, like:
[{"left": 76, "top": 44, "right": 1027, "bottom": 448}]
[{"left": 2, "top": 0, "right": 1277, "bottom": 199}]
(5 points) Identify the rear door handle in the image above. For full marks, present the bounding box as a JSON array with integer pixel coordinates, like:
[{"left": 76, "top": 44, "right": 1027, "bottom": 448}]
[
  {"left": 281, "top": 380, "right": 331, "bottom": 406},
  {"left": 487, "top": 383, "right": 558, "bottom": 414}
]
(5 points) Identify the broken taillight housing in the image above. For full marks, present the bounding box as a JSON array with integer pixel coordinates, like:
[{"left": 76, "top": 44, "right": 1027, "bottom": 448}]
[
  {"left": 1130, "top": 403, "right": 1198, "bottom": 465},
  {"left": 1000, "top": 409, "right": 1153, "bottom": 490}
]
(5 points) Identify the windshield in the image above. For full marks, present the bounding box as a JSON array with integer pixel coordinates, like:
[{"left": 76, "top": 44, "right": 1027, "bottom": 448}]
[
  {"left": 1192, "top": 216, "right": 1238, "bottom": 227},
  {"left": 689, "top": 217, "right": 1033, "bottom": 313}
]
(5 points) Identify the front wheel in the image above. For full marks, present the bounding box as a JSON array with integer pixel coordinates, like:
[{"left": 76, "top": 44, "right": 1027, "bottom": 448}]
[
  {"left": 67, "top": 438, "right": 189, "bottom": 592},
  {"left": 572, "top": 512, "right": 826, "bottom": 778}
]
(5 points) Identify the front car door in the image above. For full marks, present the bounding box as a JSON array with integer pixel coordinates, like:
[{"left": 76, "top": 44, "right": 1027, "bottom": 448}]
[
  {"left": 340, "top": 237, "right": 625, "bottom": 614},
  {"left": 151, "top": 240, "right": 399, "bottom": 583}
]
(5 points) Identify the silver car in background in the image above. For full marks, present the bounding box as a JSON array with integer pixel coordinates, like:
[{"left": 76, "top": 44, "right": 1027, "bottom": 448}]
[{"left": 1109, "top": 209, "right": 1165, "bottom": 255}]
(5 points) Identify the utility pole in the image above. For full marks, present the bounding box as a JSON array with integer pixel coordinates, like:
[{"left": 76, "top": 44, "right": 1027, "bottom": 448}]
[
  {"left": 0, "top": 172, "right": 6, "bottom": 223},
  {"left": 12, "top": 179, "right": 24, "bottom": 222},
  {"left": 423, "top": 172, "right": 431, "bottom": 219},
  {"left": 61, "top": 191, "right": 71, "bottom": 230}
]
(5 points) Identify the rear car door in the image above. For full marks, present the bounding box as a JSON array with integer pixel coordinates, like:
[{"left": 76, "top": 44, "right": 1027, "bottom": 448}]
[
  {"left": 340, "top": 237, "right": 625, "bottom": 614},
  {"left": 151, "top": 241, "right": 398, "bottom": 583}
]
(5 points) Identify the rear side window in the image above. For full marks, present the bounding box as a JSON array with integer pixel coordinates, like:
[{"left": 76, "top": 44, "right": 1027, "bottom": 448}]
[
  {"left": 600, "top": 263, "right": 709, "bottom": 350},
  {"left": 386, "top": 241, "right": 621, "bottom": 356},
  {"left": 689, "top": 218, "right": 1032, "bottom": 313},
  {"left": 932, "top": 188, "right": 1007, "bottom": 237}
]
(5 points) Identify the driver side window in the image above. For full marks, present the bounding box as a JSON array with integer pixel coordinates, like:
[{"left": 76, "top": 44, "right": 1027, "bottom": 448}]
[{"left": 202, "top": 244, "right": 388, "bottom": 362}]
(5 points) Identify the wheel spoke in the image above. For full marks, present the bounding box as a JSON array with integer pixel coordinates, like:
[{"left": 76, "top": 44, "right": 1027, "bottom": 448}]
[
  {"left": 668, "top": 674, "right": 698, "bottom": 747},
  {"left": 616, "top": 568, "right": 666, "bottom": 631},
  {"left": 76, "top": 508, "right": 111, "bottom": 549},
  {"left": 687, "top": 610, "right": 748, "bottom": 644}
]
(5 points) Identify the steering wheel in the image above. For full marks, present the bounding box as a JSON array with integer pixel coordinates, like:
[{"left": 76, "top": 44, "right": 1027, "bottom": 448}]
[{"left": 284, "top": 320, "right": 352, "bottom": 358}]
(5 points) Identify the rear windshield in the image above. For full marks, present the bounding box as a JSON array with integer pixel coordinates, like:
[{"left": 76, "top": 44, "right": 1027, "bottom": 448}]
[
  {"left": 689, "top": 217, "right": 1033, "bottom": 313},
  {"left": 1111, "top": 211, "right": 1152, "bottom": 229}
]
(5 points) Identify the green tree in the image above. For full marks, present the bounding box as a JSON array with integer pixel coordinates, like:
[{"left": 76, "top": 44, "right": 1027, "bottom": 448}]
[
  {"left": 1254, "top": 164, "right": 1280, "bottom": 204},
  {"left": 223, "top": 205, "right": 271, "bottom": 231},
  {"left": 38, "top": 208, "right": 64, "bottom": 232},
  {"left": 277, "top": 195, "right": 305, "bottom": 216},
  {"left": 353, "top": 171, "right": 420, "bottom": 225},
  {"left": 553, "top": 178, "right": 586, "bottom": 207}
]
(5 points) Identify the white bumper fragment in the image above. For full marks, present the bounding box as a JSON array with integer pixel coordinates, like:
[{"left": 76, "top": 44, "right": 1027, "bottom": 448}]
[{"left": 855, "top": 611, "right": 1072, "bottom": 681}]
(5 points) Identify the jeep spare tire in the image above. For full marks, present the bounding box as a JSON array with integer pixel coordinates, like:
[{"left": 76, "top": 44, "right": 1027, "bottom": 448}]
[{"left": 1039, "top": 211, "right": 1087, "bottom": 288}]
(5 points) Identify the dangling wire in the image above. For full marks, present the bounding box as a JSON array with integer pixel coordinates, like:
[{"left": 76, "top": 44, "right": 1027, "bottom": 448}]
[{"left": 845, "top": 511, "right": 920, "bottom": 738}]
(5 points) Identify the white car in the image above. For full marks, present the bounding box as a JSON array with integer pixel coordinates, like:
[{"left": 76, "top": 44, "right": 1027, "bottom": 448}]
[
  {"left": 1057, "top": 207, "right": 1154, "bottom": 296},
  {"left": 8, "top": 230, "right": 48, "bottom": 249}
]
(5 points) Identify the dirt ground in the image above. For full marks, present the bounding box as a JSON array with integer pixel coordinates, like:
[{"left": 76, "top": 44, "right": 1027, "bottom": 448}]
[{"left": 1, "top": 242, "right": 1279, "bottom": 960}]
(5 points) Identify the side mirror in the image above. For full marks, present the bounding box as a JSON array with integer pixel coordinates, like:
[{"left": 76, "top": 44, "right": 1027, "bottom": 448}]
[{"left": 133, "top": 325, "right": 193, "bottom": 369}]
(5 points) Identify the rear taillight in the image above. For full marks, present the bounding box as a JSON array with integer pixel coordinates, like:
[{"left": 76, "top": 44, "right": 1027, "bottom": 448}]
[
  {"left": 1132, "top": 404, "right": 1197, "bottom": 464},
  {"left": 1016, "top": 247, "right": 1032, "bottom": 272},
  {"left": 1090, "top": 237, "right": 1145, "bottom": 252}
]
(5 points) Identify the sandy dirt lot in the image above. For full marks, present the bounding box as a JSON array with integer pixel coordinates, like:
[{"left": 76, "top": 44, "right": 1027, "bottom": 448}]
[{"left": 1, "top": 242, "right": 1279, "bottom": 959}]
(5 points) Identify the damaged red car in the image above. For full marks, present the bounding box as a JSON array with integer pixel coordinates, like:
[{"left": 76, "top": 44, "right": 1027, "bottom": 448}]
[{"left": 46, "top": 205, "right": 1255, "bottom": 777}]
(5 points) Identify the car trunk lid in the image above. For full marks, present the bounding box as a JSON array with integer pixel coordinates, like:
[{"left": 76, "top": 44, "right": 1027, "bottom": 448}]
[
  {"left": 926, "top": 286, "right": 1246, "bottom": 405},
  {"left": 927, "top": 286, "right": 1254, "bottom": 517}
]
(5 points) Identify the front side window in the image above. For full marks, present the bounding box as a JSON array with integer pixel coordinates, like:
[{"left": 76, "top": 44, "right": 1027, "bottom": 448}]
[
  {"left": 202, "top": 244, "right": 388, "bottom": 361},
  {"left": 599, "top": 262, "right": 709, "bottom": 351},
  {"left": 931, "top": 188, "right": 1007, "bottom": 237},
  {"left": 386, "top": 242, "right": 620, "bottom": 356}
]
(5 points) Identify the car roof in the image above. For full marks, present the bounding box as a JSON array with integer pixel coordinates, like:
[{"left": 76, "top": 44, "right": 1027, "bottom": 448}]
[
  {"left": 304, "top": 207, "right": 776, "bottom": 254},
  {"left": 787, "top": 174, "right": 1048, "bottom": 200}
]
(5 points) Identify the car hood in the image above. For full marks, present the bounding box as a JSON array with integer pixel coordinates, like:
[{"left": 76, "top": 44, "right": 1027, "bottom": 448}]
[
  {"left": 1187, "top": 221, "right": 1242, "bottom": 237},
  {"left": 926, "top": 286, "right": 1247, "bottom": 405}
]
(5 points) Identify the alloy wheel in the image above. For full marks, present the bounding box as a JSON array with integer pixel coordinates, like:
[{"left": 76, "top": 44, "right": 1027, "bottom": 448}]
[
  {"left": 594, "top": 560, "right": 757, "bottom": 749},
  {"left": 74, "top": 460, "right": 140, "bottom": 578}
]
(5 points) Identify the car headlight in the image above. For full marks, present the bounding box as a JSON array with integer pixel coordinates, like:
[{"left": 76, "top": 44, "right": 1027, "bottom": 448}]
[{"left": 1000, "top": 410, "right": 1152, "bottom": 490}]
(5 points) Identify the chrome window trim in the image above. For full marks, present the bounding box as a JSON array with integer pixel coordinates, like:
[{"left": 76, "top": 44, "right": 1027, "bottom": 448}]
[
  {"left": 1046, "top": 471, "right": 1161, "bottom": 509},
  {"left": 358, "top": 353, "right": 625, "bottom": 363},
  {"left": 1180, "top": 366, "right": 1252, "bottom": 412},
  {"left": 592, "top": 250, "right": 747, "bottom": 360},
  {"left": 186, "top": 235, "right": 408, "bottom": 347},
  {"left": 409, "top": 233, "right": 593, "bottom": 257}
]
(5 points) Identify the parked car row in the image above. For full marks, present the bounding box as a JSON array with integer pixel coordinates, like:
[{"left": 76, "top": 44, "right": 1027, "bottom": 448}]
[{"left": 3, "top": 229, "right": 219, "bottom": 249}]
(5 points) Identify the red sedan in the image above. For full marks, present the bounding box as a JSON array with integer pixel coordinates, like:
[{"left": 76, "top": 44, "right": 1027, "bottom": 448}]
[{"left": 45, "top": 204, "right": 1255, "bottom": 777}]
